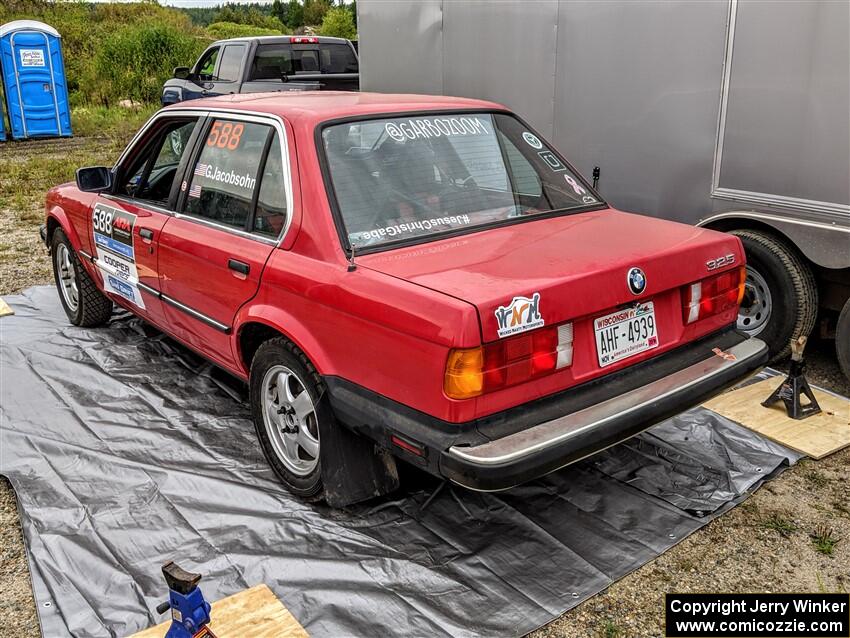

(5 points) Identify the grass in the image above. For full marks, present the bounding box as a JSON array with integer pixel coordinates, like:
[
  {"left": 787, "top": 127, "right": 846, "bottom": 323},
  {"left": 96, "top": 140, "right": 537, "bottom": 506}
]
[
  {"left": 0, "top": 104, "right": 157, "bottom": 293},
  {"left": 759, "top": 511, "right": 799, "bottom": 538},
  {"left": 602, "top": 620, "right": 621, "bottom": 638},
  {"left": 0, "top": 105, "right": 156, "bottom": 215},
  {"left": 804, "top": 470, "right": 829, "bottom": 489},
  {"left": 811, "top": 525, "right": 840, "bottom": 556}
]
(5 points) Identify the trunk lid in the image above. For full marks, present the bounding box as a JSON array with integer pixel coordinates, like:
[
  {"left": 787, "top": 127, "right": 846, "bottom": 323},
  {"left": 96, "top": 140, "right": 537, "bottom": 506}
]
[{"left": 359, "top": 209, "right": 743, "bottom": 346}]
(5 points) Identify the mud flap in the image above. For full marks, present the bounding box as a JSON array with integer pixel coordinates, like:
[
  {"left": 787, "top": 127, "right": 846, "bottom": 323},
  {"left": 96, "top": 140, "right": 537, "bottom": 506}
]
[{"left": 318, "top": 416, "right": 400, "bottom": 508}]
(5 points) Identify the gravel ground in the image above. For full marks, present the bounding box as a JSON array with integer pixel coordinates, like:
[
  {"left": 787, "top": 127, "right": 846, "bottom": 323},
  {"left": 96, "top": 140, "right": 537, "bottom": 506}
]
[{"left": 1, "top": 135, "right": 848, "bottom": 638}]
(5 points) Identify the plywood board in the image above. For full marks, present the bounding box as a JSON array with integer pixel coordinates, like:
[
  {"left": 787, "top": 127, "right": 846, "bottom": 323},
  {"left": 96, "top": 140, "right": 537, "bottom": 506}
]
[
  {"left": 703, "top": 378, "right": 850, "bottom": 459},
  {"left": 131, "top": 584, "right": 308, "bottom": 638},
  {"left": 0, "top": 298, "right": 13, "bottom": 317}
]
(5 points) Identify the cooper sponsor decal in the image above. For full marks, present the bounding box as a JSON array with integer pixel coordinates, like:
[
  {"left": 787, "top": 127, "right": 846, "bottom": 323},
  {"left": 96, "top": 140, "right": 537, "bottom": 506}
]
[
  {"left": 384, "top": 116, "right": 490, "bottom": 142},
  {"left": 91, "top": 203, "right": 145, "bottom": 309},
  {"left": 495, "top": 293, "right": 544, "bottom": 338}
]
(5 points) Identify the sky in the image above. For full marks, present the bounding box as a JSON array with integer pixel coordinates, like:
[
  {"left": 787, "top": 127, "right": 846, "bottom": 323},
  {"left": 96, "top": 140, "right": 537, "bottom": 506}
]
[
  {"left": 87, "top": 0, "right": 276, "bottom": 6},
  {"left": 160, "top": 0, "right": 274, "bottom": 5}
]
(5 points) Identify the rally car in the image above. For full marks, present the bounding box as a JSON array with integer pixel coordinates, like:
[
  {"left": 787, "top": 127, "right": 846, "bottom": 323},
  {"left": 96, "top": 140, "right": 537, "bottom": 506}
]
[{"left": 43, "top": 92, "right": 768, "bottom": 505}]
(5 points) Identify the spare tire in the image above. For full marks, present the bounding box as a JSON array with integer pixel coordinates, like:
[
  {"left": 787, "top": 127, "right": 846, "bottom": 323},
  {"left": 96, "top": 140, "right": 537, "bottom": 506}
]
[
  {"left": 731, "top": 229, "right": 818, "bottom": 362},
  {"left": 836, "top": 297, "right": 850, "bottom": 382}
]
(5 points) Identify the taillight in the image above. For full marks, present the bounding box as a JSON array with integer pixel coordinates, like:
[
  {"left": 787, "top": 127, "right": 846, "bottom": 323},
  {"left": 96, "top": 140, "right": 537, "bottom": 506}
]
[
  {"left": 682, "top": 266, "right": 746, "bottom": 325},
  {"left": 291, "top": 36, "right": 319, "bottom": 44},
  {"left": 444, "top": 323, "right": 574, "bottom": 399}
]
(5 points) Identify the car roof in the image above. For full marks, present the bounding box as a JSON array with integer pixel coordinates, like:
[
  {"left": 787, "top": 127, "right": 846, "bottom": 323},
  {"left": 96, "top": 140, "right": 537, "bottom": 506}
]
[
  {"left": 211, "top": 35, "right": 351, "bottom": 45},
  {"left": 168, "top": 92, "right": 509, "bottom": 127}
]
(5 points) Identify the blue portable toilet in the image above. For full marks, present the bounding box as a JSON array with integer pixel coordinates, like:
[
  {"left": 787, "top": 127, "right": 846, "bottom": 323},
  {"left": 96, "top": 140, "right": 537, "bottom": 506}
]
[
  {"left": 0, "top": 20, "right": 72, "bottom": 140},
  {"left": 0, "top": 92, "right": 6, "bottom": 141}
]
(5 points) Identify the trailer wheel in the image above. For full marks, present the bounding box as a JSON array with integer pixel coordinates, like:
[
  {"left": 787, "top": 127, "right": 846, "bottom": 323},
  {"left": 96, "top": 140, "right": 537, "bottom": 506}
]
[
  {"left": 730, "top": 229, "right": 817, "bottom": 362},
  {"left": 836, "top": 298, "right": 850, "bottom": 381}
]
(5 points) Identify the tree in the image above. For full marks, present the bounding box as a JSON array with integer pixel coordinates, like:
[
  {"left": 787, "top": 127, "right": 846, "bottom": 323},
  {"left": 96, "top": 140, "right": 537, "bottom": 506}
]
[
  {"left": 319, "top": 6, "right": 356, "bottom": 39},
  {"left": 271, "top": 0, "right": 289, "bottom": 26},
  {"left": 286, "top": 0, "right": 304, "bottom": 29},
  {"left": 303, "top": 0, "right": 330, "bottom": 26}
]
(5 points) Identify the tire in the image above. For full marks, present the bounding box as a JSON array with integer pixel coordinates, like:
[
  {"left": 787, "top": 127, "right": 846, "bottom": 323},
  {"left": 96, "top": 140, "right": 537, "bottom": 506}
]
[
  {"left": 51, "top": 228, "right": 113, "bottom": 327},
  {"left": 730, "top": 229, "right": 818, "bottom": 362},
  {"left": 836, "top": 298, "right": 850, "bottom": 382},
  {"left": 249, "top": 337, "right": 328, "bottom": 500}
]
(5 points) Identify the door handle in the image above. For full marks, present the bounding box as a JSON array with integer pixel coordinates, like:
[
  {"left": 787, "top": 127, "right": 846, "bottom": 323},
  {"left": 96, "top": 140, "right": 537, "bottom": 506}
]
[
  {"left": 227, "top": 259, "right": 250, "bottom": 275},
  {"left": 139, "top": 228, "right": 154, "bottom": 240}
]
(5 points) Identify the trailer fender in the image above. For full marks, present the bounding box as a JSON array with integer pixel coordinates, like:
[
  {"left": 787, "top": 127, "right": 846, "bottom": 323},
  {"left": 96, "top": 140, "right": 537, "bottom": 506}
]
[{"left": 699, "top": 211, "right": 850, "bottom": 270}]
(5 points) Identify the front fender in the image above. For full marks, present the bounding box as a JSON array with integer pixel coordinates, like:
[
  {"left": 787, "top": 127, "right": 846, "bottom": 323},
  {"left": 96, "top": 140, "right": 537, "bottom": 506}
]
[
  {"left": 47, "top": 205, "right": 83, "bottom": 251},
  {"left": 232, "top": 303, "right": 334, "bottom": 377}
]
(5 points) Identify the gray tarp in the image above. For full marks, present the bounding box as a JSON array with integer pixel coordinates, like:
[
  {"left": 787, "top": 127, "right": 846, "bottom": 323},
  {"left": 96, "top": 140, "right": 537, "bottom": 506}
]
[{"left": 0, "top": 286, "right": 801, "bottom": 637}]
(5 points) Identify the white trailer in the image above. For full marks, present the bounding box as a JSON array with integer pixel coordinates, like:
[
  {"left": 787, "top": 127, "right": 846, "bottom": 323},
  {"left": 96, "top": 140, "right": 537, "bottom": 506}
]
[{"left": 357, "top": 0, "right": 850, "bottom": 374}]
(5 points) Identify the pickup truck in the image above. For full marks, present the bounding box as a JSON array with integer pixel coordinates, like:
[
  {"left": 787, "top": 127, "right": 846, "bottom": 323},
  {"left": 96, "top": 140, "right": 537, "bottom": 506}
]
[
  {"left": 43, "top": 92, "right": 767, "bottom": 506},
  {"left": 161, "top": 35, "right": 358, "bottom": 106}
]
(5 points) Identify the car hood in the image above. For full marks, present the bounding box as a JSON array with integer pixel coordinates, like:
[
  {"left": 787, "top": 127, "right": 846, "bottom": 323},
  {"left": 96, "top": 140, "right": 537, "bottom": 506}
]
[{"left": 358, "top": 209, "right": 743, "bottom": 342}]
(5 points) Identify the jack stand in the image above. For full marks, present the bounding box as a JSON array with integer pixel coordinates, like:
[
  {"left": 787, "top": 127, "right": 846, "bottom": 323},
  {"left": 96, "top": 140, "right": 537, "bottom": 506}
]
[
  {"left": 155, "top": 561, "right": 217, "bottom": 638},
  {"left": 762, "top": 336, "right": 822, "bottom": 420}
]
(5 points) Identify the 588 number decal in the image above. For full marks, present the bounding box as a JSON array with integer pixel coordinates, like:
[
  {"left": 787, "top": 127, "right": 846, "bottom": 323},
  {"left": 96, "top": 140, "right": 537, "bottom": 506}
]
[
  {"left": 92, "top": 207, "right": 114, "bottom": 234},
  {"left": 206, "top": 121, "right": 244, "bottom": 150}
]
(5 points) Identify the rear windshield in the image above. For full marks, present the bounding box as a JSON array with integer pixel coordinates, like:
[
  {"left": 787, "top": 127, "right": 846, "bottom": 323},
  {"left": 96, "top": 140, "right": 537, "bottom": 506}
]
[
  {"left": 322, "top": 113, "right": 602, "bottom": 249},
  {"left": 249, "top": 43, "right": 358, "bottom": 79}
]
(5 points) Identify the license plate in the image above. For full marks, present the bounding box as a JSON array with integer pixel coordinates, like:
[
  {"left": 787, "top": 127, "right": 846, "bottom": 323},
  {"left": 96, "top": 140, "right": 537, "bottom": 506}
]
[{"left": 594, "top": 301, "right": 659, "bottom": 368}]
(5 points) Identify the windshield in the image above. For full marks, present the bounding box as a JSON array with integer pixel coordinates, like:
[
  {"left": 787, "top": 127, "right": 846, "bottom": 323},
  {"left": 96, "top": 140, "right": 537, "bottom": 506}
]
[{"left": 321, "top": 112, "right": 601, "bottom": 249}]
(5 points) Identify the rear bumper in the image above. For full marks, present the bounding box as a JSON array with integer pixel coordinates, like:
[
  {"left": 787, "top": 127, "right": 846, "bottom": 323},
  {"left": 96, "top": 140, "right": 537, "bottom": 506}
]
[
  {"left": 324, "top": 328, "right": 768, "bottom": 492},
  {"left": 441, "top": 337, "right": 766, "bottom": 490}
]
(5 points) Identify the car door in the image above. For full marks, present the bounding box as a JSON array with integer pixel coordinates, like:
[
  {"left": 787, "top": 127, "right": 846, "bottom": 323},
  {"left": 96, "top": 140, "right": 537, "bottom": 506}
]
[
  {"left": 204, "top": 43, "right": 247, "bottom": 98},
  {"left": 157, "top": 112, "right": 292, "bottom": 370},
  {"left": 90, "top": 115, "right": 203, "bottom": 324}
]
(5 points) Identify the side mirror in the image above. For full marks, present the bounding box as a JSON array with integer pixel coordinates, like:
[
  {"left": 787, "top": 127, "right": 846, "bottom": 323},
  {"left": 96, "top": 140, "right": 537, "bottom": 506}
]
[
  {"left": 76, "top": 167, "right": 112, "bottom": 193},
  {"left": 173, "top": 66, "right": 191, "bottom": 80}
]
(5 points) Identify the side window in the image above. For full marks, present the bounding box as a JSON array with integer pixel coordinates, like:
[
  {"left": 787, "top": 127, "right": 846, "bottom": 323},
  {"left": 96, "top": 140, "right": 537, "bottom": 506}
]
[
  {"left": 120, "top": 119, "right": 199, "bottom": 206},
  {"left": 196, "top": 48, "right": 219, "bottom": 80},
  {"left": 501, "top": 134, "right": 542, "bottom": 197},
  {"left": 319, "top": 43, "right": 359, "bottom": 74},
  {"left": 184, "top": 119, "right": 270, "bottom": 230},
  {"left": 254, "top": 134, "right": 288, "bottom": 237},
  {"left": 249, "top": 44, "right": 292, "bottom": 80},
  {"left": 216, "top": 45, "right": 245, "bottom": 82}
]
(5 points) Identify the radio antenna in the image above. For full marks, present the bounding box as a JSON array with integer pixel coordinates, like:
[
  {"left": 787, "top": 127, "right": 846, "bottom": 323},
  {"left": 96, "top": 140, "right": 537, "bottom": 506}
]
[{"left": 347, "top": 241, "right": 357, "bottom": 272}]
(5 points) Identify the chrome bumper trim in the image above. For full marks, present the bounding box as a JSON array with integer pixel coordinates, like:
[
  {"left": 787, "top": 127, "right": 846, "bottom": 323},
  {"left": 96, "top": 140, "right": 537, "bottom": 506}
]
[{"left": 447, "top": 338, "right": 766, "bottom": 466}]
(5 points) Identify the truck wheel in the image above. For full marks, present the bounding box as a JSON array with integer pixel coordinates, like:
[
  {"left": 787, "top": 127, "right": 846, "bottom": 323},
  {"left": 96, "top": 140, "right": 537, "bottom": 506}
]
[
  {"left": 836, "top": 298, "right": 850, "bottom": 381},
  {"left": 250, "top": 337, "right": 327, "bottom": 500},
  {"left": 51, "top": 228, "right": 113, "bottom": 327},
  {"left": 731, "top": 229, "right": 817, "bottom": 362}
]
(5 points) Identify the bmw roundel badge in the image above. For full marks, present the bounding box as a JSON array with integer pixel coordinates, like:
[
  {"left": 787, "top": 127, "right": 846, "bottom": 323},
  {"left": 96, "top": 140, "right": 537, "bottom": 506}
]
[{"left": 627, "top": 267, "right": 646, "bottom": 295}]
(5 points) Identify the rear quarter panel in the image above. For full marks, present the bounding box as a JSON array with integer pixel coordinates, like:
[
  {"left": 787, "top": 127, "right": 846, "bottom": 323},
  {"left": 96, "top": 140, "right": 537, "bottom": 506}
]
[{"left": 235, "top": 250, "right": 482, "bottom": 423}]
